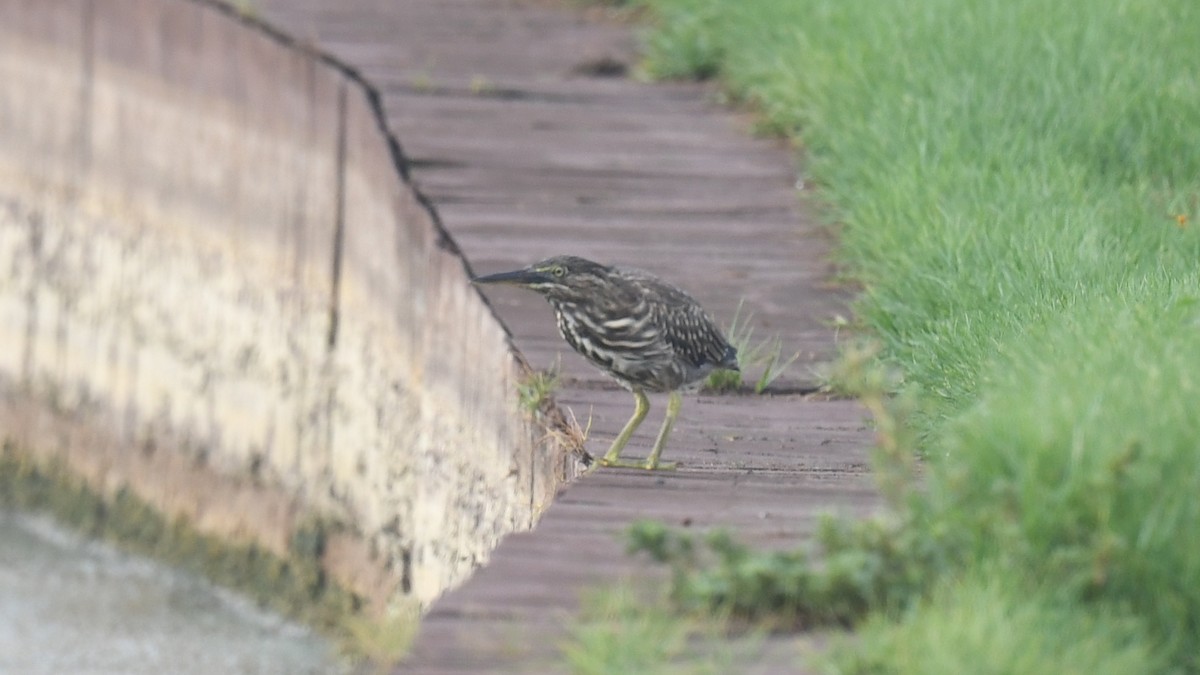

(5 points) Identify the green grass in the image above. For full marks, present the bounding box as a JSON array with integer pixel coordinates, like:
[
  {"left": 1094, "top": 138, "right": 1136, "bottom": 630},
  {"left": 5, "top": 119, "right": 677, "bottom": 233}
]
[
  {"left": 829, "top": 570, "right": 1165, "bottom": 675},
  {"left": 595, "top": 0, "right": 1200, "bottom": 671},
  {"left": 634, "top": 0, "right": 1200, "bottom": 428},
  {"left": 704, "top": 300, "right": 800, "bottom": 394},
  {"left": 561, "top": 584, "right": 746, "bottom": 675},
  {"left": 519, "top": 361, "right": 562, "bottom": 414},
  {"left": 626, "top": 515, "right": 937, "bottom": 629},
  {"left": 923, "top": 301, "right": 1200, "bottom": 661}
]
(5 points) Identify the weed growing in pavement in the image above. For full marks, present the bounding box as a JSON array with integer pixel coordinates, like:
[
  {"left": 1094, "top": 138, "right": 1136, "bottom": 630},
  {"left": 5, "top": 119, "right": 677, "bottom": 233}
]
[
  {"left": 562, "top": 583, "right": 749, "bottom": 675},
  {"left": 518, "top": 360, "right": 561, "bottom": 415},
  {"left": 705, "top": 300, "right": 800, "bottom": 394}
]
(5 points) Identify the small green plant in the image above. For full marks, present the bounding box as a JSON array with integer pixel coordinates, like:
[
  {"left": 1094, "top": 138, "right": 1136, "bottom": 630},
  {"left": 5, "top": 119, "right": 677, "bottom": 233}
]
[
  {"left": 562, "top": 585, "right": 692, "bottom": 675},
  {"left": 519, "top": 359, "right": 594, "bottom": 468},
  {"left": 468, "top": 74, "right": 493, "bottom": 95},
  {"left": 518, "top": 360, "right": 561, "bottom": 414},
  {"left": 626, "top": 514, "right": 943, "bottom": 631},
  {"left": 705, "top": 301, "right": 800, "bottom": 394},
  {"left": 343, "top": 598, "right": 421, "bottom": 672},
  {"left": 637, "top": 0, "right": 724, "bottom": 80},
  {"left": 230, "top": 0, "right": 257, "bottom": 19},
  {"left": 751, "top": 334, "right": 800, "bottom": 394},
  {"left": 561, "top": 583, "right": 740, "bottom": 675}
]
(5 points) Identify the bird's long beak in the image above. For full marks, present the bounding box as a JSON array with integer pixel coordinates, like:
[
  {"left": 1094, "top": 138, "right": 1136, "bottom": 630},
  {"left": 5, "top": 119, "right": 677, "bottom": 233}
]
[{"left": 471, "top": 267, "right": 548, "bottom": 286}]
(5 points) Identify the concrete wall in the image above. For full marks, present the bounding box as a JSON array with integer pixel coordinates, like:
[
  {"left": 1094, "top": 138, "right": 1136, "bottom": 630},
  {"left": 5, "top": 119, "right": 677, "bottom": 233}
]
[{"left": 0, "top": 0, "right": 583, "bottom": 611}]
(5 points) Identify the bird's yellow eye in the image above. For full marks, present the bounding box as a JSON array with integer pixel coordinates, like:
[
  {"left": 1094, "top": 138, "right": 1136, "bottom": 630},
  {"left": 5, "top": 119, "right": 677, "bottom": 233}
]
[{"left": 551, "top": 266, "right": 566, "bottom": 278}]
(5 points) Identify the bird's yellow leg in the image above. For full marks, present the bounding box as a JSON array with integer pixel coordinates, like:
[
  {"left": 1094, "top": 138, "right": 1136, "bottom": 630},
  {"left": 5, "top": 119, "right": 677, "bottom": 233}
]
[
  {"left": 642, "top": 390, "right": 681, "bottom": 470},
  {"left": 600, "top": 389, "right": 649, "bottom": 468}
]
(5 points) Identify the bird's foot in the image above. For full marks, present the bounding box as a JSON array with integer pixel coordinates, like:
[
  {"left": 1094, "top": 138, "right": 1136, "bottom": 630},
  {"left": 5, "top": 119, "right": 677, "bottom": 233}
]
[{"left": 598, "top": 457, "right": 678, "bottom": 471}]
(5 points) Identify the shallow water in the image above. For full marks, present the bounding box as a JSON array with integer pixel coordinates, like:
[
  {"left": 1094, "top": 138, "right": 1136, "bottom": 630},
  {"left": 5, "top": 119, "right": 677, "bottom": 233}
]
[{"left": 0, "top": 510, "right": 350, "bottom": 675}]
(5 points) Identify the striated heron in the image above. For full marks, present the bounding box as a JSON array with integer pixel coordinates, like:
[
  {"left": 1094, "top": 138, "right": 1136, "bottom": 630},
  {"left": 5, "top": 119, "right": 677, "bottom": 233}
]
[{"left": 473, "top": 255, "right": 738, "bottom": 470}]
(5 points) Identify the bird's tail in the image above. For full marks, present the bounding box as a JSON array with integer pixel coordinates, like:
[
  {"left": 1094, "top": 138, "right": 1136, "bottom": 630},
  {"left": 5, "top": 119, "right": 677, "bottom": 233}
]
[{"left": 721, "top": 344, "right": 740, "bottom": 372}]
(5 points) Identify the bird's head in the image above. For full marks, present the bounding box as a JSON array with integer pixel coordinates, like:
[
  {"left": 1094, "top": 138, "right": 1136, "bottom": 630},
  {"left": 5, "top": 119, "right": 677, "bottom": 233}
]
[{"left": 472, "top": 255, "right": 611, "bottom": 303}]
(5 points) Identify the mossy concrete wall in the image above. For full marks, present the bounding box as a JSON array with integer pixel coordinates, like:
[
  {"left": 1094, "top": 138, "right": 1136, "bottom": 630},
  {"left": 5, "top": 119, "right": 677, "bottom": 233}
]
[{"left": 0, "top": 0, "right": 582, "bottom": 612}]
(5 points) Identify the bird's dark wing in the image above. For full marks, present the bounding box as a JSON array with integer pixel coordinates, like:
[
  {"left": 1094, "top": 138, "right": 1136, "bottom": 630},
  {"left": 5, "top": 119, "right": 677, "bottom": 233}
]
[
  {"left": 616, "top": 267, "right": 733, "bottom": 370},
  {"left": 659, "top": 302, "right": 733, "bottom": 369}
]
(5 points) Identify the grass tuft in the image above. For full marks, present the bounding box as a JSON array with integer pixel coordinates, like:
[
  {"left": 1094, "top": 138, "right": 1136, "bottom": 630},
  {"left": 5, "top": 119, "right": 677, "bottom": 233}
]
[
  {"left": 626, "top": 512, "right": 943, "bottom": 632},
  {"left": 562, "top": 583, "right": 743, "bottom": 675},
  {"left": 343, "top": 598, "right": 421, "bottom": 672},
  {"left": 705, "top": 300, "right": 800, "bottom": 394},
  {"left": 518, "top": 360, "right": 562, "bottom": 414}
]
